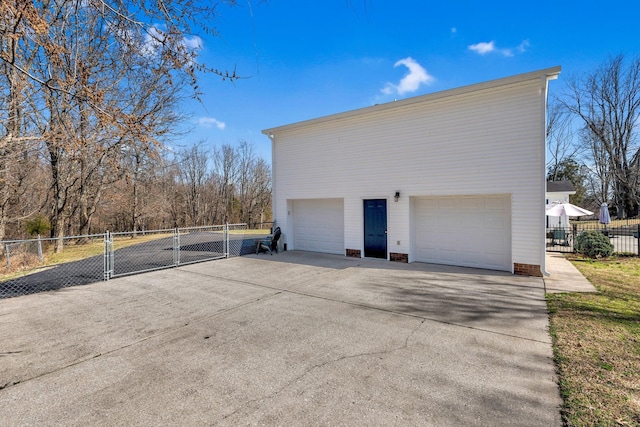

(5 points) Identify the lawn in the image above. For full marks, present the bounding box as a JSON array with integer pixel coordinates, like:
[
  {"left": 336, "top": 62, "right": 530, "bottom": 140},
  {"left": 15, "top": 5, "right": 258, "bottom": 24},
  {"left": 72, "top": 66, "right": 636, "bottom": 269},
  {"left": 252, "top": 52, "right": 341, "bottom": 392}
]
[{"left": 547, "top": 256, "right": 640, "bottom": 426}]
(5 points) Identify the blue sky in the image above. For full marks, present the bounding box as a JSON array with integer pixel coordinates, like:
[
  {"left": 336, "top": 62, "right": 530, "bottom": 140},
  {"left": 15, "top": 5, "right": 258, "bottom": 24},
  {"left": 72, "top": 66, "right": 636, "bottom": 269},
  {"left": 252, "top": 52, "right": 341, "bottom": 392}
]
[{"left": 179, "top": 0, "right": 640, "bottom": 162}]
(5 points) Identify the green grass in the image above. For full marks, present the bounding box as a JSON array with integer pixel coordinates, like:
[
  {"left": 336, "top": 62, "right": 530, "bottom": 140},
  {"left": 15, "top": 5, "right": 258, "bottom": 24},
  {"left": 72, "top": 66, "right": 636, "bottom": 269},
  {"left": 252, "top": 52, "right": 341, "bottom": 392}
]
[{"left": 547, "top": 256, "right": 640, "bottom": 426}]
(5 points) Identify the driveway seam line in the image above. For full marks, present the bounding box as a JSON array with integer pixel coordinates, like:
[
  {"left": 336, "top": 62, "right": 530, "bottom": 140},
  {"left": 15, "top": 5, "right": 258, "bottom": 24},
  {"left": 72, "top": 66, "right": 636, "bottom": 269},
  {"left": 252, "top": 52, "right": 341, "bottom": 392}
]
[{"left": 178, "top": 268, "right": 551, "bottom": 345}]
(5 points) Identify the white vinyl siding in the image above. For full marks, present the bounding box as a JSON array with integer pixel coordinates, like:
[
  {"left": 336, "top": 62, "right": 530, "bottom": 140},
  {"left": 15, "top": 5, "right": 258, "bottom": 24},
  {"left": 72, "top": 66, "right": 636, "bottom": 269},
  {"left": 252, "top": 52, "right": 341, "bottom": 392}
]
[
  {"left": 412, "top": 195, "right": 511, "bottom": 271},
  {"left": 268, "top": 68, "right": 559, "bottom": 270},
  {"left": 291, "top": 199, "right": 344, "bottom": 254}
]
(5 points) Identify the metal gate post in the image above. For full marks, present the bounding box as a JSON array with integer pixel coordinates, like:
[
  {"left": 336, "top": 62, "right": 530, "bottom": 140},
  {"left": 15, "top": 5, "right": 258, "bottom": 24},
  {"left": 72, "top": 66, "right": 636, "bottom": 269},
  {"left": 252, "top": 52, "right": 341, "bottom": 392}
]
[
  {"left": 225, "top": 223, "right": 229, "bottom": 258},
  {"left": 174, "top": 228, "right": 180, "bottom": 266},
  {"left": 110, "top": 232, "right": 114, "bottom": 277},
  {"left": 5, "top": 243, "right": 10, "bottom": 272},
  {"left": 103, "top": 231, "right": 111, "bottom": 281},
  {"left": 37, "top": 234, "right": 44, "bottom": 263}
]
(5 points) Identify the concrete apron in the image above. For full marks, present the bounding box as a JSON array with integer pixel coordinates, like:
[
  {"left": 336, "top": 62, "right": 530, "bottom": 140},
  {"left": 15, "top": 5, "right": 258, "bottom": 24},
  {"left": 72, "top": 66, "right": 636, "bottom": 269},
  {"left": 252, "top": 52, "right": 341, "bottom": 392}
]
[
  {"left": 544, "top": 252, "right": 597, "bottom": 293},
  {"left": 0, "top": 252, "right": 561, "bottom": 426}
]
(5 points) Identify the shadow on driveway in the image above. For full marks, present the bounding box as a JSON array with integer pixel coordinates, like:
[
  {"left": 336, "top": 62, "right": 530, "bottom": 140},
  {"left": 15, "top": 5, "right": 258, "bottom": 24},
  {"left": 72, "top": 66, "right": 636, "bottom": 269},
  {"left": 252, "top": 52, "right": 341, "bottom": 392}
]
[
  {"left": 236, "top": 251, "right": 550, "bottom": 342},
  {"left": 0, "top": 251, "right": 561, "bottom": 426}
]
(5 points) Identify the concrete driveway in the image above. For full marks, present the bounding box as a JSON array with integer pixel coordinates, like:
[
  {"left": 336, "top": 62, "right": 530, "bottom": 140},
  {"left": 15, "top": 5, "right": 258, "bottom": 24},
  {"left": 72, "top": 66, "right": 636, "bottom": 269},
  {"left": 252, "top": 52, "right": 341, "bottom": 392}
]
[{"left": 0, "top": 252, "right": 561, "bottom": 426}]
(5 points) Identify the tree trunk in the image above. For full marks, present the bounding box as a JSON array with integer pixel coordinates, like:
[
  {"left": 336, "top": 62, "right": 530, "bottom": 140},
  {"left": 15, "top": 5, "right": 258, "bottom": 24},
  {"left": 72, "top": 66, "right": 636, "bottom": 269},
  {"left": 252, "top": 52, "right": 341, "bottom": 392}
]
[
  {"left": 53, "top": 213, "right": 65, "bottom": 253},
  {"left": 0, "top": 215, "right": 6, "bottom": 256}
]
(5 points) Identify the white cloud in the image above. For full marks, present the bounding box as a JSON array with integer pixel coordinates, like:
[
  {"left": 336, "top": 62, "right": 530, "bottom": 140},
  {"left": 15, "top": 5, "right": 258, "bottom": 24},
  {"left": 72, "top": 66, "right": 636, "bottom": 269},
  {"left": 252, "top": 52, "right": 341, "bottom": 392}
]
[
  {"left": 140, "top": 25, "right": 203, "bottom": 58},
  {"left": 468, "top": 41, "right": 496, "bottom": 55},
  {"left": 450, "top": 27, "right": 457, "bottom": 35},
  {"left": 517, "top": 39, "right": 530, "bottom": 53},
  {"left": 381, "top": 57, "right": 435, "bottom": 96},
  {"left": 182, "top": 35, "right": 203, "bottom": 50},
  {"left": 198, "top": 117, "right": 226, "bottom": 130},
  {"left": 105, "top": 21, "right": 203, "bottom": 60},
  {"left": 141, "top": 26, "right": 164, "bottom": 56},
  {"left": 468, "top": 40, "right": 529, "bottom": 57}
]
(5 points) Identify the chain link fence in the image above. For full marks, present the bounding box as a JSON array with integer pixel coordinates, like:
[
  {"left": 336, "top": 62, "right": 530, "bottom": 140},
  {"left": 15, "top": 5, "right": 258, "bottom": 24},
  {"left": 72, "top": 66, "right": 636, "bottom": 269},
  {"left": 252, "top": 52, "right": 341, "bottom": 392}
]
[
  {"left": 226, "top": 223, "right": 272, "bottom": 257},
  {"left": 109, "top": 229, "right": 178, "bottom": 278},
  {"left": 0, "top": 234, "right": 106, "bottom": 299},
  {"left": 1, "top": 223, "right": 273, "bottom": 299},
  {"left": 177, "top": 225, "right": 228, "bottom": 267}
]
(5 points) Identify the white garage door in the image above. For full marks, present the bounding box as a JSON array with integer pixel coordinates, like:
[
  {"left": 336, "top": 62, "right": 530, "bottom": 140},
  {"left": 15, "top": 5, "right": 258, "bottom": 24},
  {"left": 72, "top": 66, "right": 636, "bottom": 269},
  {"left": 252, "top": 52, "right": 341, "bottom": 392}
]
[
  {"left": 292, "top": 199, "right": 344, "bottom": 254},
  {"left": 413, "top": 195, "right": 511, "bottom": 271}
]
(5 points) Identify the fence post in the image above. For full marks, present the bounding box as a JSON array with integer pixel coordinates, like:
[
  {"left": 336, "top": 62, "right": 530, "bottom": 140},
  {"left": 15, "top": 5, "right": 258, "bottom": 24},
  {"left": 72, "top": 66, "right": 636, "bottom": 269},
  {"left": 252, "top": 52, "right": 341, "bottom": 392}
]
[
  {"left": 174, "top": 228, "right": 180, "bottom": 266},
  {"left": 572, "top": 224, "right": 577, "bottom": 253},
  {"left": 110, "top": 232, "right": 115, "bottom": 277},
  {"left": 103, "top": 231, "right": 110, "bottom": 281},
  {"left": 637, "top": 224, "right": 639, "bottom": 256},
  {"left": 6, "top": 243, "right": 10, "bottom": 272},
  {"left": 225, "top": 223, "right": 229, "bottom": 258},
  {"left": 37, "top": 234, "right": 44, "bottom": 263}
]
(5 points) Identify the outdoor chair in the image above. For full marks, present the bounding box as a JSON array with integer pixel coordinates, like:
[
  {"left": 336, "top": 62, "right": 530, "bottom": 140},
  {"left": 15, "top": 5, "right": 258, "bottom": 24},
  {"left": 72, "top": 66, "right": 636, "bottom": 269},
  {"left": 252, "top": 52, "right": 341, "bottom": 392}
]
[
  {"left": 256, "top": 226, "right": 281, "bottom": 255},
  {"left": 551, "top": 228, "right": 569, "bottom": 246}
]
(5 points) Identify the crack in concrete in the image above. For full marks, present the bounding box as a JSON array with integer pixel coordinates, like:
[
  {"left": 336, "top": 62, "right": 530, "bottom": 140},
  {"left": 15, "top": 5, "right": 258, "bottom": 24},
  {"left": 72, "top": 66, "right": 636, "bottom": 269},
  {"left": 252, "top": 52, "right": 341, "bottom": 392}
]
[{"left": 220, "top": 318, "right": 426, "bottom": 422}]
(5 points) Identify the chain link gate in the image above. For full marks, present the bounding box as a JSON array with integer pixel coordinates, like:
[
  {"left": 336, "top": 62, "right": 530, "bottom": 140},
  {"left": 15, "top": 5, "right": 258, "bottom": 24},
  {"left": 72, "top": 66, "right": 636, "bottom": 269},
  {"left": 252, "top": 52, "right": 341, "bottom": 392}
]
[{"left": 1, "top": 223, "right": 273, "bottom": 299}]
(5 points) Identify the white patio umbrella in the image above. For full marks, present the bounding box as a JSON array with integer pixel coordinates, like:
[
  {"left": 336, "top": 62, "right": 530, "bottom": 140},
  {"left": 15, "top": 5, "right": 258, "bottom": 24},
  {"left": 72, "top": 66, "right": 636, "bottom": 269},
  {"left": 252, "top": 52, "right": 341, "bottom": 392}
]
[{"left": 545, "top": 202, "right": 593, "bottom": 218}]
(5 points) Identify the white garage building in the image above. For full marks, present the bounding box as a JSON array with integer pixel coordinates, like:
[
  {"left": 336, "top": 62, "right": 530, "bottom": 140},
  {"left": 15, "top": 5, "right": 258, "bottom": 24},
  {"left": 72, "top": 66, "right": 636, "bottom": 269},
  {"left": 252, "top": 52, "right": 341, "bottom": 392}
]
[{"left": 263, "top": 67, "right": 561, "bottom": 276}]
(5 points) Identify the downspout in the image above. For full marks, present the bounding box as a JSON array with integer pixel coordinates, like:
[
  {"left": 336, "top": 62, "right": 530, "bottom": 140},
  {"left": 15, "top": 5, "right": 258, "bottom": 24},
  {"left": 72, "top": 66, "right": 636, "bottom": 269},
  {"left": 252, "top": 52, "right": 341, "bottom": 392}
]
[
  {"left": 268, "top": 133, "right": 278, "bottom": 246},
  {"left": 269, "top": 133, "right": 275, "bottom": 226},
  {"left": 541, "top": 69, "right": 561, "bottom": 276}
]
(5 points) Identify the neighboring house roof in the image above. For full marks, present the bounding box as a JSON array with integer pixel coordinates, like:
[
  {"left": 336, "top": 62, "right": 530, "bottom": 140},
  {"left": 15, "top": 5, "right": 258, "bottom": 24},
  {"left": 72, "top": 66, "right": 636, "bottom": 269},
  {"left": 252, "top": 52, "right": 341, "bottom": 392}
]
[
  {"left": 262, "top": 66, "right": 561, "bottom": 136},
  {"left": 546, "top": 180, "right": 576, "bottom": 194}
]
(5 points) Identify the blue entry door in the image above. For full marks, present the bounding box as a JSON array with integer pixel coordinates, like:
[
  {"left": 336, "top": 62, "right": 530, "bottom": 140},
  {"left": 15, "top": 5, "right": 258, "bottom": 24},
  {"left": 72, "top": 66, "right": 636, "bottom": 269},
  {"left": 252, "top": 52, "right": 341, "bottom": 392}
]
[{"left": 364, "top": 199, "right": 387, "bottom": 258}]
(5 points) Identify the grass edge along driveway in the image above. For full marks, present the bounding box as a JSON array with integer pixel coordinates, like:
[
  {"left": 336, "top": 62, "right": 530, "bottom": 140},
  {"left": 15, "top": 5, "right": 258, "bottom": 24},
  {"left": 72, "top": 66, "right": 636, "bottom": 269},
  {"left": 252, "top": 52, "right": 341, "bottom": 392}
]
[{"left": 547, "top": 256, "right": 640, "bottom": 426}]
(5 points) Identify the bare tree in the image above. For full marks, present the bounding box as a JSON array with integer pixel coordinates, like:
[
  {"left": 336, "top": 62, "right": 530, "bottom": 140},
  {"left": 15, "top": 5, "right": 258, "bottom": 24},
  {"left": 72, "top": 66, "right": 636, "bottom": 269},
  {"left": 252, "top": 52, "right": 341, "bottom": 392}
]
[
  {"left": 0, "top": 2, "right": 44, "bottom": 242},
  {"left": 1, "top": 1, "right": 277, "bottom": 239},
  {"left": 561, "top": 55, "right": 640, "bottom": 218},
  {"left": 126, "top": 144, "right": 157, "bottom": 234},
  {"left": 207, "top": 142, "right": 271, "bottom": 225},
  {"left": 1, "top": 0, "right": 239, "bottom": 248},
  {"left": 212, "top": 144, "right": 238, "bottom": 223},
  {"left": 546, "top": 100, "right": 579, "bottom": 180},
  {"left": 580, "top": 127, "right": 613, "bottom": 206},
  {"left": 177, "top": 144, "right": 210, "bottom": 226},
  {"left": 236, "top": 141, "right": 271, "bottom": 225}
]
